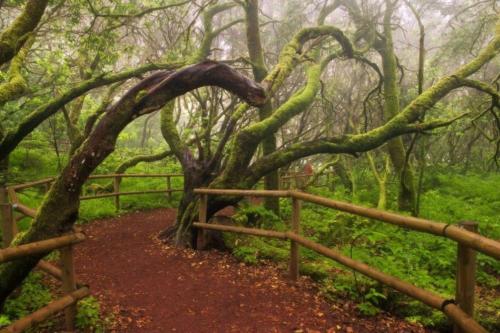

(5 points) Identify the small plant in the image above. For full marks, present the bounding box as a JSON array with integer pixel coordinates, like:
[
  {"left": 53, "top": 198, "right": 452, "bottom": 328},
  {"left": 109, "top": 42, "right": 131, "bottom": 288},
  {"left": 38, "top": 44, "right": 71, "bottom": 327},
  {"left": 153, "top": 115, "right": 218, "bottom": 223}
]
[
  {"left": 232, "top": 204, "right": 282, "bottom": 229},
  {"left": 232, "top": 246, "right": 258, "bottom": 265},
  {"left": 357, "top": 301, "right": 381, "bottom": 316},
  {"left": 76, "top": 296, "right": 107, "bottom": 332},
  {"left": 2, "top": 273, "right": 52, "bottom": 320},
  {"left": 0, "top": 315, "right": 11, "bottom": 328}
]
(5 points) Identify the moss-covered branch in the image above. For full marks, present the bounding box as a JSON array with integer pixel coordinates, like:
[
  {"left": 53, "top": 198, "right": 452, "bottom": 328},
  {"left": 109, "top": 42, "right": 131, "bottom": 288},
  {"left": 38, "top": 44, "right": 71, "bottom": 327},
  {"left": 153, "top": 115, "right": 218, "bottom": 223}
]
[
  {"left": 217, "top": 24, "right": 354, "bottom": 185},
  {"left": 221, "top": 50, "right": 343, "bottom": 183},
  {"left": 115, "top": 150, "right": 173, "bottom": 174},
  {"left": 456, "top": 78, "right": 500, "bottom": 106},
  {"left": 262, "top": 25, "right": 353, "bottom": 96},
  {"left": 0, "top": 36, "right": 32, "bottom": 106},
  {"left": 160, "top": 101, "right": 188, "bottom": 165},
  {"left": 0, "top": 0, "right": 48, "bottom": 66},
  {"left": 245, "top": 113, "right": 469, "bottom": 183},
  {"left": 0, "top": 61, "right": 183, "bottom": 161}
]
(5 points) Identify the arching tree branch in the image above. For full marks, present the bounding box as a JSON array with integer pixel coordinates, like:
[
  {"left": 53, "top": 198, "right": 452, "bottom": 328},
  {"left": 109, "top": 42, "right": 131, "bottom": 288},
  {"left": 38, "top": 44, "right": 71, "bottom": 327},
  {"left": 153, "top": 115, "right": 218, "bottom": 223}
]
[{"left": 0, "top": 60, "right": 266, "bottom": 304}]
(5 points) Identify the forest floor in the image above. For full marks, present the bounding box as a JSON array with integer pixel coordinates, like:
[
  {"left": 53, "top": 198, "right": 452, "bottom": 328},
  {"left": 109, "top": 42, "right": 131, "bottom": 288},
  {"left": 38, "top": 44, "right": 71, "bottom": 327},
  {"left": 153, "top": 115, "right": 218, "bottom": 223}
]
[{"left": 71, "top": 208, "right": 432, "bottom": 333}]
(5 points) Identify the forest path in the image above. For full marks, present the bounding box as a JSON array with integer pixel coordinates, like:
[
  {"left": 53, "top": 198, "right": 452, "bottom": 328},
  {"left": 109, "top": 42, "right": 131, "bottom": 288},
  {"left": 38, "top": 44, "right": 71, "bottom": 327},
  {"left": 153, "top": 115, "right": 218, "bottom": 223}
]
[{"left": 74, "top": 208, "right": 428, "bottom": 333}]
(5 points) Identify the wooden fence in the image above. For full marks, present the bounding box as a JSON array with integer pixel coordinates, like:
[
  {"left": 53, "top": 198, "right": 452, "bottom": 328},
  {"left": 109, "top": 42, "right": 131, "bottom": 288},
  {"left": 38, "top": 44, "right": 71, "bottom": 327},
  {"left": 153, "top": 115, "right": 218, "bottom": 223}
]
[
  {"left": 193, "top": 188, "right": 500, "bottom": 333},
  {"left": 5, "top": 173, "right": 183, "bottom": 221},
  {"left": 4, "top": 174, "right": 497, "bottom": 332},
  {"left": 0, "top": 232, "right": 88, "bottom": 333},
  {"left": 0, "top": 173, "right": 184, "bottom": 332}
]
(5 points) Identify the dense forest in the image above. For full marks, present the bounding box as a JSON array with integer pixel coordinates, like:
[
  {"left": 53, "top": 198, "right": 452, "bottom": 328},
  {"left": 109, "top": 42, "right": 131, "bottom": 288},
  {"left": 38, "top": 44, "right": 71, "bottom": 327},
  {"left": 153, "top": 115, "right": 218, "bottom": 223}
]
[{"left": 0, "top": 0, "right": 499, "bottom": 332}]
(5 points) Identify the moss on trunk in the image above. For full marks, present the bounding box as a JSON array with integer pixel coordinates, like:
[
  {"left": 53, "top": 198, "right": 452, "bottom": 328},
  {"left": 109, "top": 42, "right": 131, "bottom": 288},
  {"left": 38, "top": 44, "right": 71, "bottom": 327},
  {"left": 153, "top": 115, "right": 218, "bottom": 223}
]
[{"left": 0, "top": 0, "right": 48, "bottom": 66}]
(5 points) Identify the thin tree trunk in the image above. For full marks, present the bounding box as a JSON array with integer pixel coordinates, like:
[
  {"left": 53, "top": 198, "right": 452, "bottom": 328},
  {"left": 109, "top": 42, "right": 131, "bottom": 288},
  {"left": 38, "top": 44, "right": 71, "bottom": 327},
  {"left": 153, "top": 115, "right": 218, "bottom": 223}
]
[
  {"left": 379, "top": 1, "right": 417, "bottom": 213},
  {"left": 243, "top": 0, "right": 280, "bottom": 215}
]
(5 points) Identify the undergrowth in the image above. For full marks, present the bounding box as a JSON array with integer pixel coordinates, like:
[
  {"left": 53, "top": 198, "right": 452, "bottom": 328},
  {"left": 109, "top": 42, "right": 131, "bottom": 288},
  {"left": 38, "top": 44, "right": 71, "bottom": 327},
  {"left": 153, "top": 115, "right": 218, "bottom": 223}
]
[{"left": 225, "top": 172, "right": 500, "bottom": 331}]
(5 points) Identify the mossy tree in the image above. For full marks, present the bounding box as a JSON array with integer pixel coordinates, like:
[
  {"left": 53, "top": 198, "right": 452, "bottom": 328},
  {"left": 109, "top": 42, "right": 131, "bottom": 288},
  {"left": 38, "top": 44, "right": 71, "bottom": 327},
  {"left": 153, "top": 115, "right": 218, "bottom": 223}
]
[{"left": 0, "top": 0, "right": 499, "bottom": 308}]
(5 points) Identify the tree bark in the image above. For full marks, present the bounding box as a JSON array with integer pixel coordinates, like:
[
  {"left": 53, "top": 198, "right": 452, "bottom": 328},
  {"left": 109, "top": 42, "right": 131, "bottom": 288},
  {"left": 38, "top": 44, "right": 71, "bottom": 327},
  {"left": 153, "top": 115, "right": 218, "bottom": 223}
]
[{"left": 379, "top": 1, "right": 417, "bottom": 213}]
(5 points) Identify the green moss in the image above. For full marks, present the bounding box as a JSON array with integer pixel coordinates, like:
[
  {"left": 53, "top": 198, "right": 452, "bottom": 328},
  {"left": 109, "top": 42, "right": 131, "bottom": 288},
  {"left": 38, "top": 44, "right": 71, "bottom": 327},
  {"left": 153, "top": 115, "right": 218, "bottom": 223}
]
[
  {"left": 0, "top": 37, "right": 32, "bottom": 106},
  {"left": 0, "top": 0, "right": 49, "bottom": 65},
  {"left": 134, "top": 89, "right": 148, "bottom": 103}
]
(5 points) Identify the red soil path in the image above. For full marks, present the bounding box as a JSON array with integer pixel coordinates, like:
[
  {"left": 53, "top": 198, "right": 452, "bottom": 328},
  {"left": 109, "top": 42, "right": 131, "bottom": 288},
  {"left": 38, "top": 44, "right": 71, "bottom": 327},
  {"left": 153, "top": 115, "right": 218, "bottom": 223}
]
[{"left": 74, "top": 209, "right": 429, "bottom": 333}]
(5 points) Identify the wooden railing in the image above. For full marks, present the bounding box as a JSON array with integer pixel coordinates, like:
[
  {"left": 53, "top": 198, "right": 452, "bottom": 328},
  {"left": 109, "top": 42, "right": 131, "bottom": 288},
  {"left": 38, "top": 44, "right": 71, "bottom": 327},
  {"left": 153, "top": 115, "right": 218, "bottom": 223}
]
[
  {"left": 0, "top": 173, "right": 184, "bottom": 332},
  {"left": 3, "top": 171, "right": 325, "bottom": 226},
  {"left": 0, "top": 232, "right": 88, "bottom": 333},
  {"left": 5, "top": 175, "right": 497, "bottom": 332},
  {"left": 4, "top": 173, "right": 183, "bottom": 225},
  {"left": 193, "top": 188, "right": 500, "bottom": 333}
]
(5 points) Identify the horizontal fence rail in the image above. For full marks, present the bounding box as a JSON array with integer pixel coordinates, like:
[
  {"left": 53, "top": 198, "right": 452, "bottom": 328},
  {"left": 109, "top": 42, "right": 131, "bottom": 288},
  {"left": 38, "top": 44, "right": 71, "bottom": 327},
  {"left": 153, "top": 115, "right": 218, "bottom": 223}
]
[
  {"left": 194, "top": 189, "right": 500, "bottom": 260},
  {"left": 0, "top": 232, "right": 86, "bottom": 332},
  {"left": 0, "top": 233, "right": 85, "bottom": 264},
  {"left": 5, "top": 173, "right": 185, "bottom": 218},
  {"left": 0, "top": 287, "right": 90, "bottom": 333},
  {"left": 194, "top": 188, "right": 500, "bottom": 333}
]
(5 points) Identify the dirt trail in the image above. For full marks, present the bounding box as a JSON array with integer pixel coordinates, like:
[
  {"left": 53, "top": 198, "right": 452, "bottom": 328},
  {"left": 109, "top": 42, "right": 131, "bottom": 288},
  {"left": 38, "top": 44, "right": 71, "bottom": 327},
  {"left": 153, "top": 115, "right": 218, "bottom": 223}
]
[{"left": 74, "top": 209, "right": 428, "bottom": 332}]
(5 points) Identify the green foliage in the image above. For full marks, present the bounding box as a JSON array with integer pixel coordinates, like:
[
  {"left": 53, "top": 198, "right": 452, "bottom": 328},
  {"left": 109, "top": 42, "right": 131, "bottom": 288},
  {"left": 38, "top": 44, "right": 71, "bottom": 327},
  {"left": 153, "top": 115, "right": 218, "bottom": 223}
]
[
  {"left": 357, "top": 301, "right": 381, "bottom": 316},
  {"left": 232, "top": 203, "right": 283, "bottom": 229},
  {"left": 1, "top": 273, "right": 52, "bottom": 324},
  {"left": 76, "top": 296, "right": 108, "bottom": 332},
  {"left": 0, "top": 315, "right": 10, "bottom": 327},
  {"left": 227, "top": 171, "right": 499, "bottom": 330},
  {"left": 232, "top": 246, "right": 259, "bottom": 265}
]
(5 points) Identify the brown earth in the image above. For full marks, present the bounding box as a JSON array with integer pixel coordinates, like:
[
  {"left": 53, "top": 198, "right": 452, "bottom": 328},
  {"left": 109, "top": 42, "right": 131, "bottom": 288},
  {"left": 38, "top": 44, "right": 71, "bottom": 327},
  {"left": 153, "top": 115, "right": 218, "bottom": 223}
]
[{"left": 72, "top": 208, "right": 430, "bottom": 333}]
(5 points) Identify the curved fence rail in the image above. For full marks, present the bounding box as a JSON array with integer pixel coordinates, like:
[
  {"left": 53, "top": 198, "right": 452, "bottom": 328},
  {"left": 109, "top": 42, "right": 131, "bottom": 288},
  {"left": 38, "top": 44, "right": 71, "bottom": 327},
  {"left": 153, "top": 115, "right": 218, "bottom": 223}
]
[{"left": 193, "top": 188, "right": 500, "bottom": 333}]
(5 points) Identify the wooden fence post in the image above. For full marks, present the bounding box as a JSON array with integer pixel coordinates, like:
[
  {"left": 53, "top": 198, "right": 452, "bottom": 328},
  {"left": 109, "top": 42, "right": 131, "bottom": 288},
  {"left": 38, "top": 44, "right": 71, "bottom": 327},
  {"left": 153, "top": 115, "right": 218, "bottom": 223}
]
[
  {"left": 194, "top": 193, "right": 208, "bottom": 249},
  {"left": 199, "top": 194, "right": 208, "bottom": 224},
  {"left": 166, "top": 176, "right": 172, "bottom": 201},
  {"left": 454, "top": 221, "right": 478, "bottom": 333},
  {"left": 60, "top": 243, "right": 77, "bottom": 331},
  {"left": 1, "top": 202, "right": 14, "bottom": 248},
  {"left": 114, "top": 176, "right": 120, "bottom": 211},
  {"left": 289, "top": 197, "right": 301, "bottom": 280}
]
